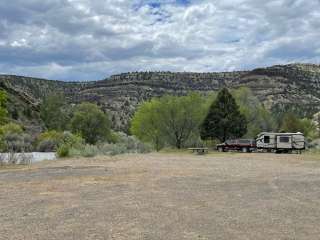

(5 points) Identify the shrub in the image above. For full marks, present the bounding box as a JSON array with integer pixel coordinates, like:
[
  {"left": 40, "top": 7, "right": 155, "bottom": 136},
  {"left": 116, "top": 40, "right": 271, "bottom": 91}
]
[
  {"left": 62, "top": 131, "right": 84, "bottom": 148},
  {"left": 81, "top": 145, "right": 99, "bottom": 157},
  {"left": 65, "top": 132, "right": 153, "bottom": 158},
  {"left": 57, "top": 144, "right": 70, "bottom": 158},
  {"left": 309, "top": 139, "right": 320, "bottom": 150},
  {"left": 98, "top": 143, "right": 127, "bottom": 156},
  {"left": 37, "top": 131, "right": 63, "bottom": 152},
  {"left": 97, "top": 133, "right": 153, "bottom": 155},
  {"left": 108, "top": 130, "right": 120, "bottom": 144},
  {"left": 37, "top": 139, "right": 57, "bottom": 152},
  {"left": 37, "top": 131, "right": 84, "bottom": 153},
  {"left": 37, "top": 130, "right": 64, "bottom": 142},
  {"left": 68, "top": 144, "right": 99, "bottom": 158},
  {"left": 3, "top": 133, "right": 33, "bottom": 152},
  {"left": 0, "top": 123, "right": 23, "bottom": 135}
]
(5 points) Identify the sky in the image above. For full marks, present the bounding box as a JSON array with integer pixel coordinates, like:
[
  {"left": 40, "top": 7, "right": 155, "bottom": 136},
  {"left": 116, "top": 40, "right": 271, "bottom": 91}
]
[{"left": 0, "top": 0, "right": 319, "bottom": 81}]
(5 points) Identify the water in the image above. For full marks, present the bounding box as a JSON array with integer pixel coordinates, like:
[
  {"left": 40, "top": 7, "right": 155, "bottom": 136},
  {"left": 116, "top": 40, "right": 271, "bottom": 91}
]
[{"left": 0, "top": 152, "right": 57, "bottom": 164}]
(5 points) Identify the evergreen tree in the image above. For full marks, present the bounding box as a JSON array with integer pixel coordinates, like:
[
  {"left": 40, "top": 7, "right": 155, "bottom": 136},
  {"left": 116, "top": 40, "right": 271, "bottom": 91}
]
[{"left": 200, "top": 88, "right": 247, "bottom": 142}]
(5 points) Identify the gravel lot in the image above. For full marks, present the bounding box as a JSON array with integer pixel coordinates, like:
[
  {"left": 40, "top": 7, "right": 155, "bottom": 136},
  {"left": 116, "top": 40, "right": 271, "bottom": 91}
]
[{"left": 0, "top": 153, "right": 320, "bottom": 240}]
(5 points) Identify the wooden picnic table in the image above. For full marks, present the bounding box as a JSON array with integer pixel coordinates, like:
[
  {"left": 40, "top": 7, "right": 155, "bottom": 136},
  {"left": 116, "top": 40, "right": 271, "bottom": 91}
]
[{"left": 188, "top": 147, "right": 209, "bottom": 155}]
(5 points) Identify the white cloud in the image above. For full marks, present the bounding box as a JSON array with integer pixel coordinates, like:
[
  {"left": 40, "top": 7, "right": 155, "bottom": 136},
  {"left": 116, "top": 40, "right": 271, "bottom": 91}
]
[{"left": 0, "top": 0, "right": 319, "bottom": 81}]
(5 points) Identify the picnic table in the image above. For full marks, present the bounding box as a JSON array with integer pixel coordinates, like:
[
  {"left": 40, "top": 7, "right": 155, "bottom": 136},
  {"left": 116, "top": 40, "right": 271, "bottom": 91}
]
[{"left": 188, "top": 147, "right": 209, "bottom": 155}]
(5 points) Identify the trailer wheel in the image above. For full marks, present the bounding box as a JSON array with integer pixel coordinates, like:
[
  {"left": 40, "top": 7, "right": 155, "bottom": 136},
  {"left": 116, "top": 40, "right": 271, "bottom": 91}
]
[
  {"left": 241, "top": 147, "right": 248, "bottom": 153},
  {"left": 218, "top": 147, "right": 224, "bottom": 152}
]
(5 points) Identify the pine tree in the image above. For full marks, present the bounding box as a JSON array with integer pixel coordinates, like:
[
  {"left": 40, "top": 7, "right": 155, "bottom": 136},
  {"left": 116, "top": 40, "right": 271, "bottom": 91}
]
[{"left": 200, "top": 88, "right": 247, "bottom": 142}]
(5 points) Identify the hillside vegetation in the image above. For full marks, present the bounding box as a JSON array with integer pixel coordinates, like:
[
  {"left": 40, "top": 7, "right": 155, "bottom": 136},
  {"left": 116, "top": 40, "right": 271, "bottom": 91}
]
[{"left": 1, "top": 63, "right": 320, "bottom": 132}]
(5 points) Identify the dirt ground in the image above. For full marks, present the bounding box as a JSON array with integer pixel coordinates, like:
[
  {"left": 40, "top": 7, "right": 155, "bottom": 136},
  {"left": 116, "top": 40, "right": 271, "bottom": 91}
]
[{"left": 1, "top": 153, "right": 320, "bottom": 240}]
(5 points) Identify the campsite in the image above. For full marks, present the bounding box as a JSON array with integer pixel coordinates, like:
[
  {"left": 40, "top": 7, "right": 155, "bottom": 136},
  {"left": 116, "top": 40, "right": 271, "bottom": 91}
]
[
  {"left": 1, "top": 152, "right": 320, "bottom": 240},
  {"left": 1, "top": 1, "right": 320, "bottom": 239}
]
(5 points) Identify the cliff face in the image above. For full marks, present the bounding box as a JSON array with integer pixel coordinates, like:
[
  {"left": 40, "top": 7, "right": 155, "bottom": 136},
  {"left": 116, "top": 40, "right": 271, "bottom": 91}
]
[{"left": 1, "top": 63, "right": 320, "bottom": 132}]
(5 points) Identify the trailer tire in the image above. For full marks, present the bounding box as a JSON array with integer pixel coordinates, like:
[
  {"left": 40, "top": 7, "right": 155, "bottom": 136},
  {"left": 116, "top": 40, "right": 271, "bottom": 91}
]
[
  {"left": 241, "top": 147, "right": 248, "bottom": 153},
  {"left": 218, "top": 147, "right": 224, "bottom": 152}
]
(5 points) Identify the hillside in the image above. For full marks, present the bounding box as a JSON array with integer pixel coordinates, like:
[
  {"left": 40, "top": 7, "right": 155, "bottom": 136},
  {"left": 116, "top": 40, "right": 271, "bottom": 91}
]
[{"left": 1, "top": 63, "right": 320, "bottom": 132}]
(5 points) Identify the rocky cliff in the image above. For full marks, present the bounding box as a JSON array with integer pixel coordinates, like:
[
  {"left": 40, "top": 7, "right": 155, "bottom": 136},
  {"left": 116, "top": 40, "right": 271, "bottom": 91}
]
[{"left": 1, "top": 63, "right": 320, "bottom": 132}]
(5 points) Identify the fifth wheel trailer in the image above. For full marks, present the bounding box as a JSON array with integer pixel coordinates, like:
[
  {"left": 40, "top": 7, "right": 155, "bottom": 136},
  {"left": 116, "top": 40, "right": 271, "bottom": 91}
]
[{"left": 256, "top": 132, "right": 305, "bottom": 153}]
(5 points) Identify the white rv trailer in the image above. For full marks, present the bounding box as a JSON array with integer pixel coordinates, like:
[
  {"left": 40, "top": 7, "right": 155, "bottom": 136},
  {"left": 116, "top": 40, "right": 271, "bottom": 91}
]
[{"left": 256, "top": 132, "right": 305, "bottom": 153}]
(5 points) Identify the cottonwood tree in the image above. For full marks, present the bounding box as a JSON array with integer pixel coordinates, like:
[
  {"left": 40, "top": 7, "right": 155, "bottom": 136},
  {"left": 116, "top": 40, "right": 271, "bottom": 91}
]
[
  {"left": 280, "top": 113, "right": 317, "bottom": 140},
  {"left": 130, "top": 99, "right": 164, "bottom": 151},
  {"left": 70, "top": 103, "right": 111, "bottom": 144},
  {"left": 200, "top": 88, "right": 247, "bottom": 142},
  {"left": 232, "top": 87, "right": 276, "bottom": 137},
  {"left": 280, "top": 112, "right": 302, "bottom": 133},
  {"left": 131, "top": 93, "right": 207, "bottom": 149},
  {"left": 40, "top": 93, "right": 71, "bottom": 131}
]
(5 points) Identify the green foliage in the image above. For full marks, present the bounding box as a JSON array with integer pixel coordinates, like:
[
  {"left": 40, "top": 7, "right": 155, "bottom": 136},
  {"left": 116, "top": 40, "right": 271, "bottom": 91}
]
[
  {"left": 280, "top": 113, "right": 317, "bottom": 140},
  {"left": 280, "top": 113, "right": 303, "bottom": 133},
  {"left": 62, "top": 131, "right": 84, "bottom": 148},
  {"left": 200, "top": 88, "right": 247, "bottom": 142},
  {"left": 70, "top": 103, "right": 111, "bottom": 144},
  {"left": 37, "top": 139, "right": 58, "bottom": 152},
  {"left": 2, "top": 134, "right": 33, "bottom": 153},
  {"left": 37, "top": 130, "right": 64, "bottom": 151},
  {"left": 0, "top": 123, "right": 31, "bottom": 152},
  {"left": 300, "top": 118, "right": 318, "bottom": 140},
  {"left": 108, "top": 130, "right": 120, "bottom": 144},
  {"left": 80, "top": 145, "right": 99, "bottom": 157},
  {"left": 131, "top": 93, "right": 207, "bottom": 149},
  {"left": 0, "top": 123, "right": 23, "bottom": 135},
  {"left": 57, "top": 144, "right": 70, "bottom": 158},
  {"left": 37, "top": 130, "right": 64, "bottom": 142},
  {"left": 37, "top": 130, "right": 84, "bottom": 152},
  {"left": 232, "top": 87, "right": 276, "bottom": 137},
  {"left": 0, "top": 90, "right": 8, "bottom": 125},
  {"left": 67, "top": 132, "right": 152, "bottom": 158},
  {"left": 131, "top": 98, "right": 164, "bottom": 151},
  {"left": 40, "top": 93, "right": 71, "bottom": 131},
  {"left": 0, "top": 123, "right": 32, "bottom": 153}
]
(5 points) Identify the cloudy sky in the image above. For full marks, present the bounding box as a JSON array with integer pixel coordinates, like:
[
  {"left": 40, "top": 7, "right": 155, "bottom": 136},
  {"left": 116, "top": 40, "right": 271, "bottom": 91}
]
[{"left": 0, "top": 0, "right": 319, "bottom": 81}]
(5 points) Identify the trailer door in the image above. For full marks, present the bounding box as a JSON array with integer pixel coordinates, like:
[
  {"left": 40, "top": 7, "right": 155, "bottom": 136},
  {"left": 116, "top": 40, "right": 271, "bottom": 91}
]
[{"left": 276, "top": 136, "right": 292, "bottom": 149}]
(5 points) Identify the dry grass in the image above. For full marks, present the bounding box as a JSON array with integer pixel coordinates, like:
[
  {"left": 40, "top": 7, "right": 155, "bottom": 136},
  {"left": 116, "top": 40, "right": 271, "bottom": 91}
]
[{"left": 1, "top": 152, "right": 320, "bottom": 240}]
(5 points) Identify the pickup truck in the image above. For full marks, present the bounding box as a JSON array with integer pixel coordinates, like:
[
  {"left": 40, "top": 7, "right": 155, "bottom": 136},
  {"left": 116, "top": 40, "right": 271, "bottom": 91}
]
[{"left": 216, "top": 139, "right": 256, "bottom": 153}]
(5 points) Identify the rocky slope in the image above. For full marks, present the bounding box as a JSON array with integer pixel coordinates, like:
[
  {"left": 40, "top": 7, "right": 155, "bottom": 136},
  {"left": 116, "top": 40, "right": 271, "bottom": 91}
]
[{"left": 1, "top": 63, "right": 320, "bottom": 132}]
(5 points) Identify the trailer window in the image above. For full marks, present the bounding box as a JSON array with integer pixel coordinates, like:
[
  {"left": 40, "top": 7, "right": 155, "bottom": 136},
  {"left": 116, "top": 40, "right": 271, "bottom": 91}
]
[
  {"left": 264, "top": 136, "right": 270, "bottom": 143},
  {"left": 279, "top": 136, "right": 290, "bottom": 143},
  {"left": 226, "top": 140, "right": 236, "bottom": 144}
]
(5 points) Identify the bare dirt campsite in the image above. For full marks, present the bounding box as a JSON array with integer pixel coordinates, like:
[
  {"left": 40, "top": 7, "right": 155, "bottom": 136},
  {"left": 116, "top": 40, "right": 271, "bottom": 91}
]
[{"left": 1, "top": 153, "right": 320, "bottom": 240}]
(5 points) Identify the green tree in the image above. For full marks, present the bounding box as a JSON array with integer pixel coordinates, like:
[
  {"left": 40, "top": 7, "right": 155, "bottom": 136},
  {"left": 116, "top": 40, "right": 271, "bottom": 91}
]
[
  {"left": 40, "top": 93, "right": 71, "bottom": 131},
  {"left": 131, "top": 93, "right": 207, "bottom": 149},
  {"left": 70, "top": 103, "right": 111, "bottom": 144},
  {"left": 130, "top": 99, "right": 164, "bottom": 151},
  {"left": 299, "top": 118, "right": 317, "bottom": 140},
  {"left": 160, "top": 93, "right": 206, "bottom": 149},
  {"left": 280, "top": 113, "right": 318, "bottom": 140},
  {"left": 200, "top": 88, "right": 247, "bottom": 142},
  {"left": 0, "top": 90, "right": 8, "bottom": 125},
  {"left": 232, "top": 87, "right": 276, "bottom": 137},
  {"left": 280, "top": 113, "right": 302, "bottom": 133}
]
